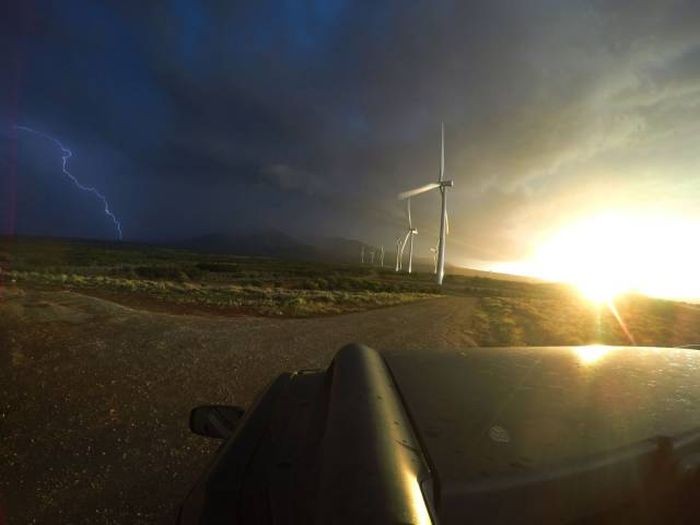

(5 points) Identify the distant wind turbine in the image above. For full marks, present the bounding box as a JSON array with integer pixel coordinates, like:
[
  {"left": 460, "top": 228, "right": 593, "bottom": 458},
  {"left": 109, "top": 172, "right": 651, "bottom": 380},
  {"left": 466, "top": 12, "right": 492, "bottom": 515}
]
[
  {"left": 429, "top": 244, "right": 438, "bottom": 274},
  {"left": 398, "top": 199, "right": 418, "bottom": 274},
  {"left": 395, "top": 236, "right": 403, "bottom": 272},
  {"left": 398, "top": 122, "right": 453, "bottom": 285}
]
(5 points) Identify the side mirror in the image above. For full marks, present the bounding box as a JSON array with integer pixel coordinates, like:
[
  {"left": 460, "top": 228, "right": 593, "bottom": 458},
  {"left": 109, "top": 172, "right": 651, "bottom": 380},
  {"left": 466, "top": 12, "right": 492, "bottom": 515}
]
[{"left": 189, "top": 405, "right": 244, "bottom": 439}]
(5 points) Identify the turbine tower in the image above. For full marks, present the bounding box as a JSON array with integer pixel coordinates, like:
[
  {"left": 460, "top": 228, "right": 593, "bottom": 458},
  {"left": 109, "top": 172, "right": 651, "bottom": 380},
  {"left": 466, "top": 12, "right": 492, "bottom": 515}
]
[
  {"left": 429, "top": 245, "right": 438, "bottom": 274},
  {"left": 399, "top": 199, "right": 418, "bottom": 274},
  {"left": 398, "top": 122, "right": 453, "bottom": 285},
  {"left": 379, "top": 246, "right": 385, "bottom": 267}
]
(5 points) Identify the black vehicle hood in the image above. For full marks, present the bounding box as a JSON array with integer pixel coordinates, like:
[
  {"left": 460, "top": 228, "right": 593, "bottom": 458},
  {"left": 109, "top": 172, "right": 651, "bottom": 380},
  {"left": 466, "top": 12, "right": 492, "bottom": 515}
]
[
  {"left": 180, "top": 345, "right": 700, "bottom": 524},
  {"left": 385, "top": 346, "right": 700, "bottom": 521},
  {"left": 386, "top": 346, "right": 700, "bottom": 484}
]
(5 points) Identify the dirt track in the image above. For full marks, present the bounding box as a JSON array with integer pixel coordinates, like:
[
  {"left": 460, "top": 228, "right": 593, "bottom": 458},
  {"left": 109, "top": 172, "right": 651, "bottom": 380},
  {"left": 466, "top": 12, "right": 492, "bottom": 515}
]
[{"left": 0, "top": 288, "right": 476, "bottom": 524}]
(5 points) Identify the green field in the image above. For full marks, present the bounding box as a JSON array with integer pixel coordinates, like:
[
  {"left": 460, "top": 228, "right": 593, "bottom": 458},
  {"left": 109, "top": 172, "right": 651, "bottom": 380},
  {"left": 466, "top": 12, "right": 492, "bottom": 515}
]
[{"left": 2, "top": 237, "right": 699, "bottom": 346}]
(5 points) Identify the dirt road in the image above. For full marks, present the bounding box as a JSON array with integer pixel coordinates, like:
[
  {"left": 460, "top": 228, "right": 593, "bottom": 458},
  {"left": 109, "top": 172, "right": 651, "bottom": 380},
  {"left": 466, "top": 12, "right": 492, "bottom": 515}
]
[{"left": 0, "top": 288, "right": 477, "bottom": 524}]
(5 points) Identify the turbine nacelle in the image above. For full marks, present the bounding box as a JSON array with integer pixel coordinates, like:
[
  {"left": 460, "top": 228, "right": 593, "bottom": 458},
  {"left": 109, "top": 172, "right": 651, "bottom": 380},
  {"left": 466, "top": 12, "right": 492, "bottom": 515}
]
[{"left": 397, "top": 179, "right": 454, "bottom": 200}]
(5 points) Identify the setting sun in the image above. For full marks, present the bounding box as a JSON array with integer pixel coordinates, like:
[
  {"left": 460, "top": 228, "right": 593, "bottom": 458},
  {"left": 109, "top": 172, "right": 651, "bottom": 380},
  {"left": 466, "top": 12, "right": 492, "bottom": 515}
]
[
  {"left": 497, "top": 212, "right": 700, "bottom": 302},
  {"left": 576, "top": 275, "right": 625, "bottom": 304}
]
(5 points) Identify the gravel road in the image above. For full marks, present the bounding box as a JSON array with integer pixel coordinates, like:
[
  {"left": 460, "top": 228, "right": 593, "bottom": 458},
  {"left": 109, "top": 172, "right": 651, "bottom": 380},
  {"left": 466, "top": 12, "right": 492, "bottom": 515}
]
[{"left": 0, "top": 288, "right": 476, "bottom": 524}]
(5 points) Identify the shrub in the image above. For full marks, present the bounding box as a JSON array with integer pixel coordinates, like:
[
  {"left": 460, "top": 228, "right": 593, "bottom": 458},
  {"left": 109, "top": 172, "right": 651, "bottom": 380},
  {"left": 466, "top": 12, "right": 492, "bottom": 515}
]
[
  {"left": 134, "top": 265, "right": 187, "bottom": 281},
  {"left": 195, "top": 262, "right": 240, "bottom": 273}
]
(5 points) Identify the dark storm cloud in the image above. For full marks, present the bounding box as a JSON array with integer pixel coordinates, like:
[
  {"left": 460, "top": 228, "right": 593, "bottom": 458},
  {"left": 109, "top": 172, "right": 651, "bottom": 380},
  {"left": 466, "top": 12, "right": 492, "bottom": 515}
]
[{"left": 2, "top": 1, "right": 700, "bottom": 263}]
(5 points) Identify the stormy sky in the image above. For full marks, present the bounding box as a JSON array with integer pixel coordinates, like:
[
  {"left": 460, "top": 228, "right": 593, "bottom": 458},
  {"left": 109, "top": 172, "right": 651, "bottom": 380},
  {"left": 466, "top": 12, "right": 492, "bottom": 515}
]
[{"left": 2, "top": 1, "right": 700, "bottom": 270}]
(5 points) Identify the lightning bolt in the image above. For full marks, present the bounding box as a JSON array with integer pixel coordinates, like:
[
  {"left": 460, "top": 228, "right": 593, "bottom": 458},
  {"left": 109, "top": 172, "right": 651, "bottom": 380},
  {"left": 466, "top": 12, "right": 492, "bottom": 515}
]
[{"left": 14, "top": 125, "right": 124, "bottom": 240}]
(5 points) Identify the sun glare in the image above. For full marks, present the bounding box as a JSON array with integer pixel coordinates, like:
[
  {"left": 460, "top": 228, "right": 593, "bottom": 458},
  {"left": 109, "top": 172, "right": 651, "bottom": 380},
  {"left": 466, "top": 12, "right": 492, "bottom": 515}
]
[
  {"left": 573, "top": 266, "right": 629, "bottom": 303},
  {"left": 496, "top": 212, "right": 700, "bottom": 302},
  {"left": 573, "top": 345, "right": 613, "bottom": 366}
]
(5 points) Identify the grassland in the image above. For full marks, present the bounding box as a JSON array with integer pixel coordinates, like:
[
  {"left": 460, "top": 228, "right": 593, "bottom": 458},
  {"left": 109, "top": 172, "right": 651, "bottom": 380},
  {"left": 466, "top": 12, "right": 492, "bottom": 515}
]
[
  {"left": 0, "top": 237, "right": 439, "bottom": 317},
  {"left": 2, "top": 236, "right": 699, "bottom": 346},
  {"left": 470, "top": 293, "right": 700, "bottom": 347}
]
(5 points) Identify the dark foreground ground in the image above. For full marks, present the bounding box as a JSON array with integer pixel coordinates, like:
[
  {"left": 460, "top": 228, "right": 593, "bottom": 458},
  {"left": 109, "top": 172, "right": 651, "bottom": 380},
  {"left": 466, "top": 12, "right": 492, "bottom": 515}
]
[
  {"left": 0, "top": 288, "right": 476, "bottom": 524},
  {"left": 3, "top": 286, "right": 700, "bottom": 524}
]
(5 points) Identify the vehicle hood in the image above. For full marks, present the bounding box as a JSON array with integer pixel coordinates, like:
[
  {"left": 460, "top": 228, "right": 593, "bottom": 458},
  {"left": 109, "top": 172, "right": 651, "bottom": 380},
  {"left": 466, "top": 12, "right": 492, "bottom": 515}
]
[{"left": 385, "top": 346, "right": 700, "bottom": 486}]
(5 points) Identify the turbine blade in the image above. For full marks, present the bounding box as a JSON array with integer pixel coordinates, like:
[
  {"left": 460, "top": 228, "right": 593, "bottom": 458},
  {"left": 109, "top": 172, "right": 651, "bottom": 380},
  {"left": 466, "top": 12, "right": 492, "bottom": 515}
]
[
  {"left": 398, "top": 182, "right": 440, "bottom": 200},
  {"left": 400, "top": 231, "right": 411, "bottom": 256},
  {"left": 440, "top": 121, "right": 445, "bottom": 182},
  {"left": 445, "top": 209, "right": 450, "bottom": 235},
  {"left": 407, "top": 199, "right": 412, "bottom": 228}
]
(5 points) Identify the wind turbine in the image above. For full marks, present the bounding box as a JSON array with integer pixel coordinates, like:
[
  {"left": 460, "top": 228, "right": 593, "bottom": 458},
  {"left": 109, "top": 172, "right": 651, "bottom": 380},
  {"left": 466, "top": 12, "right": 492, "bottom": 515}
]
[
  {"left": 379, "top": 246, "right": 385, "bottom": 267},
  {"left": 398, "top": 199, "right": 418, "bottom": 273},
  {"left": 429, "top": 244, "right": 438, "bottom": 274},
  {"left": 398, "top": 122, "right": 453, "bottom": 285},
  {"left": 395, "top": 237, "right": 403, "bottom": 272},
  {"left": 361, "top": 246, "right": 365, "bottom": 264}
]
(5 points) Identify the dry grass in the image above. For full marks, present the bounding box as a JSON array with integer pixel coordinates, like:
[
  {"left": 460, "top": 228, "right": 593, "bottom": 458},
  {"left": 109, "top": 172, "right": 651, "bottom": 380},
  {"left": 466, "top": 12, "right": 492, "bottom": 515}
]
[
  {"left": 5, "top": 270, "right": 435, "bottom": 317},
  {"left": 469, "top": 294, "right": 700, "bottom": 347}
]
